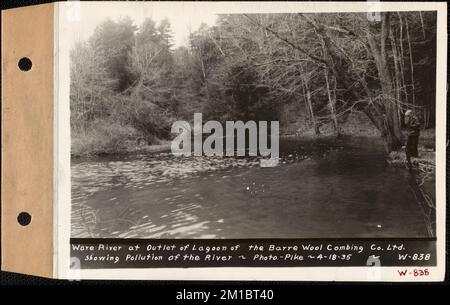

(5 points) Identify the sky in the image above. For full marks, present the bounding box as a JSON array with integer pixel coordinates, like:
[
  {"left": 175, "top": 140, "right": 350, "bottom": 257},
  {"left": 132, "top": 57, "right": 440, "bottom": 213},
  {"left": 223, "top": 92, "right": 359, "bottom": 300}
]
[
  {"left": 66, "top": 2, "right": 219, "bottom": 48},
  {"left": 64, "top": 1, "right": 404, "bottom": 49}
]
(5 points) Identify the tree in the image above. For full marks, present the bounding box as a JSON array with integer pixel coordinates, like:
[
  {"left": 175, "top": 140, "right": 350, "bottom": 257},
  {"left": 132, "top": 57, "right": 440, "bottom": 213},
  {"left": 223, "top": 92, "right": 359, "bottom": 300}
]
[
  {"left": 70, "top": 41, "right": 115, "bottom": 130},
  {"left": 89, "top": 17, "right": 138, "bottom": 92},
  {"left": 71, "top": 12, "right": 437, "bottom": 154}
]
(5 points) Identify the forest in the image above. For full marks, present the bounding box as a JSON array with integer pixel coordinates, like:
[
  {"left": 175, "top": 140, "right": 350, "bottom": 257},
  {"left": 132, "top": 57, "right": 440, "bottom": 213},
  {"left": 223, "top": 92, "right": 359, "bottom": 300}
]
[{"left": 70, "top": 12, "right": 437, "bottom": 156}]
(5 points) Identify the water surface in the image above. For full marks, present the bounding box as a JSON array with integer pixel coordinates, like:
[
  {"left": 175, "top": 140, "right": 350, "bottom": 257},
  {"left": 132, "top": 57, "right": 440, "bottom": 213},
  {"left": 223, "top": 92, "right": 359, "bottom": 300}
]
[{"left": 71, "top": 137, "right": 430, "bottom": 238}]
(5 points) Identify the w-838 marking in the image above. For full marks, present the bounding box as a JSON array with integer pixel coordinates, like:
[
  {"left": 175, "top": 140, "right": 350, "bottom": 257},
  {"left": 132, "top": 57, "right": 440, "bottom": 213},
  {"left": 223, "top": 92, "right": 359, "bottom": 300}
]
[
  {"left": 398, "top": 253, "right": 432, "bottom": 261},
  {"left": 397, "top": 268, "right": 430, "bottom": 277}
]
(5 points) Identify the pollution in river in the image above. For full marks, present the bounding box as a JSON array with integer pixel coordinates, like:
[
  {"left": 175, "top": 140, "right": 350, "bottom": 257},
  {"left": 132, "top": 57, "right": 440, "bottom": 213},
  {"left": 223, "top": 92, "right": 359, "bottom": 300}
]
[{"left": 71, "top": 136, "right": 435, "bottom": 239}]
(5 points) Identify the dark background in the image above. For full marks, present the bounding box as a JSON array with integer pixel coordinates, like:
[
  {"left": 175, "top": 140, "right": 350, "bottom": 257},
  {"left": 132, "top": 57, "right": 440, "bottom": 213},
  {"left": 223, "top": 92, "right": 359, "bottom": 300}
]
[{"left": 0, "top": 0, "right": 448, "bottom": 302}]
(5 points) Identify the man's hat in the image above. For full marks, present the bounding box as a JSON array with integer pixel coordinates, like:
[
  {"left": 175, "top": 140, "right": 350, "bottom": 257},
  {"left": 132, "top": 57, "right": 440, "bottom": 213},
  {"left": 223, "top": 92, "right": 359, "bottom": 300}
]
[{"left": 405, "top": 109, "right": 412, "bottom": 116}]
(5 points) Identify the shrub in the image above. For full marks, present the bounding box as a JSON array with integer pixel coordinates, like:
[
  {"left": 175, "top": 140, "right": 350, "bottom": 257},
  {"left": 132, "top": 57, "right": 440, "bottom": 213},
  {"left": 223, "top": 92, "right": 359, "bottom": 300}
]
[{"left": 71, "top": 119, "right": 141, "bottom": 156}]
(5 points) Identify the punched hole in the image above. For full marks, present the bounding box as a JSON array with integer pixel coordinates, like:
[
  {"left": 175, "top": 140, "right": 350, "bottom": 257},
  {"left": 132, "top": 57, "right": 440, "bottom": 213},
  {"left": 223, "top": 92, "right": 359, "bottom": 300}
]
[
  {"left": 18, "top": 57, "right": 32, "bottom": 71},
  {"left": 17, "top": 212, "right": 32, "bottom": 226}
]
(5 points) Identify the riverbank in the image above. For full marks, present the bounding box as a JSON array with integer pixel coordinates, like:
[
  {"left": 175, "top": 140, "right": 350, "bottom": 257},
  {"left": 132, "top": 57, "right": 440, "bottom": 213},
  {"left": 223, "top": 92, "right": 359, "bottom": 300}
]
[
  {"left": 71, "top": 110, "right": 381, "bottom": 157},
  {"left": 387, "top": 130, "right": 436, "bottom": 213},
  {"left": 72, "top": 139, "right": 172, "bottom": 158}
]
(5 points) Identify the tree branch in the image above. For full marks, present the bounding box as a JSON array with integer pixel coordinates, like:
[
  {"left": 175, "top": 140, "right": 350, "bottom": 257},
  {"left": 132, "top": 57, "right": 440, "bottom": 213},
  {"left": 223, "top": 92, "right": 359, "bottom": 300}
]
[{"left": 243, "top": 14, "right": 327, "bottom": 65}]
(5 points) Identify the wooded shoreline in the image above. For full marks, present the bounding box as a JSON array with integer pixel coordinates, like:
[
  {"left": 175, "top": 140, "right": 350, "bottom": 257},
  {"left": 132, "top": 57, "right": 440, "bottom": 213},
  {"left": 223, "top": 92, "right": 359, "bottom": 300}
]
[{"left": 71, "top": 12, "right": 437, "bottom": 157}]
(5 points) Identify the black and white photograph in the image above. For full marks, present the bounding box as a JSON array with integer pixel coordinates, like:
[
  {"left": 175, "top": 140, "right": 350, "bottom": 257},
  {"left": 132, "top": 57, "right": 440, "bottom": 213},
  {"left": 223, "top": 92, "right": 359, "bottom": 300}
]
[
  {"left": 70, "top": 4, "right": 437, "bottom": 239},
  {"left": 1, "top": 0, "right": 448, "bottom": 285}
]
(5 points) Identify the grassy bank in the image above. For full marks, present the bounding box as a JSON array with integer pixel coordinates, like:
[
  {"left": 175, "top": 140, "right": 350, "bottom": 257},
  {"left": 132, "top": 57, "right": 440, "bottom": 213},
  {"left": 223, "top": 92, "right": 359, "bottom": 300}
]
[
  {"left": 72, "top": 109, "right": 383, "bottom": 157},
  {"left": 71, "top": 119, "right": 172, "bottom": 157}
]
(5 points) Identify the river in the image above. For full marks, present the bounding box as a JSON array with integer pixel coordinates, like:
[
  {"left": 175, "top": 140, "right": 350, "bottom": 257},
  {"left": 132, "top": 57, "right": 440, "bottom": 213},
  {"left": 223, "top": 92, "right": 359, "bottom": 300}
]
[{"left": 71, "top": 136, "right": 432, "bottom": 238}]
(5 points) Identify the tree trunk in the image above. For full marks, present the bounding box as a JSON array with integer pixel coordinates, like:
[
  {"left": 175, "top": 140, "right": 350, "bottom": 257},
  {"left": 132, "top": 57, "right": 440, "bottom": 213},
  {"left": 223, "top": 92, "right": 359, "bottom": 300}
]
[
  {"left": 419, "top": 11, "right": 426, "bottom": 39},
  {"left": 324, "top": 66, "right": 339, "bottom": 135},
  {"left": 365, "top": 12, "right": 403, "bottom": 151},
  {"left": 363, "top": 103, "right": 402, "bottom": 151},
  {"left": 390, "top": 23, "right": 403, "bottom": 125},
  {"left": 302, "top": 79, "right": 320, "bottom": 135},
  {"left": 397, "top": 12, "right": 409, "bottom": 106},
  {"left": 405, "top": 17, "right": 416, "bottom": 108}
]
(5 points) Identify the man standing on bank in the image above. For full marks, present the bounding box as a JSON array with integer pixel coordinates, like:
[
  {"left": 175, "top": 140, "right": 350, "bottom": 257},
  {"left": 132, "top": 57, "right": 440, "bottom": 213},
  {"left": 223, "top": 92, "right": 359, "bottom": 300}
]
[{"left": 404, "top": 109, "right": 421, "bottom": 169}]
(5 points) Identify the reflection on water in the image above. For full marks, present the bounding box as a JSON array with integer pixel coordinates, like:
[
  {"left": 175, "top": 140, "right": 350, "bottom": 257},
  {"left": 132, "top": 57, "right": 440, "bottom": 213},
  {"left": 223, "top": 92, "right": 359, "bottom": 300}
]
[{"left": 71, "top": 137, "right": 431, "bottom": 238}]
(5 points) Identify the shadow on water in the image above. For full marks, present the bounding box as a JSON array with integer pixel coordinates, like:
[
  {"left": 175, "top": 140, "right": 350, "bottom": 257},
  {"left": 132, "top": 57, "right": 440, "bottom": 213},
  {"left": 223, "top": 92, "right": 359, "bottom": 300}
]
[{"left": 71, "top": 136, "right": 434, "bottom": 238}]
